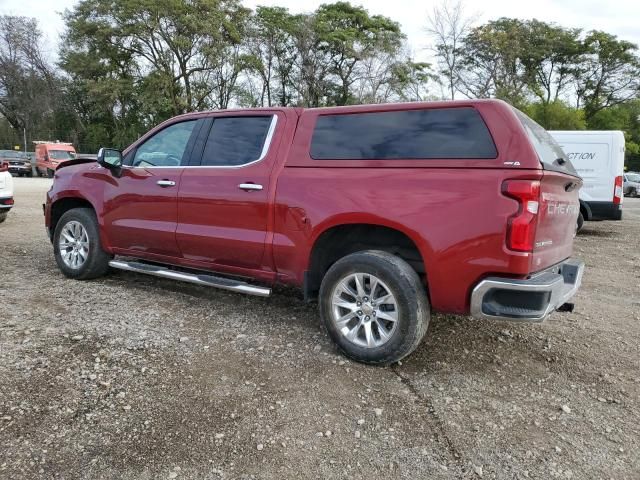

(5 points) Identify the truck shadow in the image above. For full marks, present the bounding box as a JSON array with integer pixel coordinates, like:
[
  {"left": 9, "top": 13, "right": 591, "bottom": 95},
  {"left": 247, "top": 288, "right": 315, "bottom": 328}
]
[
  {"left": 578, "top": 228, "right": 615, "bottom": 237},
  {"left": 103, "top": 270, "right": 581, "bottom": 378}
]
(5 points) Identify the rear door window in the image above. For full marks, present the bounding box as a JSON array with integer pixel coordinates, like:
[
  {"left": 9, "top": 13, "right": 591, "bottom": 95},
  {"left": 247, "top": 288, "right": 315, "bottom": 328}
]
[
  {"left": 310, "top": 107, "right": 497, "bottom": 160},
  {"left": 200, "top": 116, "right": 275, "bottom": 167},
  {"left": 513, "top": 109, "right": 578, "bottom": 176}
]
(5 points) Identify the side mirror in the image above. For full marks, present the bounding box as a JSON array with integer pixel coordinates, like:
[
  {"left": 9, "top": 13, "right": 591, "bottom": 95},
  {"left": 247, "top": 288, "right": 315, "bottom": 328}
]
[{"left": 97, "top": 148, "right": 123, "bottom": 171}]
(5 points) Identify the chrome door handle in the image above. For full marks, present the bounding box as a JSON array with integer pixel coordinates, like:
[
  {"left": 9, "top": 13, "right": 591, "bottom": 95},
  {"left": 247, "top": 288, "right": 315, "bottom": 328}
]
[
  {"left": 157, "top": 180, "right": 176, "bottom": 187},
  {"left": 238, "top": 183, "right": 263, "bottom": 191}
]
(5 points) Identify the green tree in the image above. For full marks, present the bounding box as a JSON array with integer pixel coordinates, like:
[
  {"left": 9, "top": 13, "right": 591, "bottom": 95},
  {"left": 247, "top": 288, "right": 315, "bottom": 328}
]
[
  {"left": 457, "top": 18, "right": 530, "bottom": 106},
  {"left": 246, "top": 6, "right": 298, "bottom": 107},
  {"left": 520, "top": 20, "right": 584, "bottom": 105},
  {"left": 523, "top": 101, "right": 586, "bottom": 130},
  {"left": 574, "top": 31, "right": 640, "bottom": 121},
  {"left": 314, "top": 2, "right": 405, "bottom": 106}
]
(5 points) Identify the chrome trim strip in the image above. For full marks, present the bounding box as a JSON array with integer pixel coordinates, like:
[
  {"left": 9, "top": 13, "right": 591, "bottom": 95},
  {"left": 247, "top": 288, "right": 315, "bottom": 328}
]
[
  {"left": 108, "top": 260, "right": 272, "bottom": 297},
  {"left": 121, "top": 115, "right": 279, "bottom": 170}
]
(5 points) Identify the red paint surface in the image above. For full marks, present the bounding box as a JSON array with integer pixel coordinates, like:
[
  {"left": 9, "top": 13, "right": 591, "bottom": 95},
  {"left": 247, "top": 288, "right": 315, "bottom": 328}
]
[{"left": 45, "top": 99, "right": 581, "bottom": 314}]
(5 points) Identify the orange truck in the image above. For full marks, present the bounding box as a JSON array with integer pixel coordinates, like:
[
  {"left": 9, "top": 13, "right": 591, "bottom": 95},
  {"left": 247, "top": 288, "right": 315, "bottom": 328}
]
[{"left": 34, "top": 141, "right": 76, "bottom": 178}]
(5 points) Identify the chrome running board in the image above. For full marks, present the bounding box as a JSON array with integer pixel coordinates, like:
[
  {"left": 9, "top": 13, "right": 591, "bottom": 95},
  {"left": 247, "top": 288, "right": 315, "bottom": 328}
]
[{"left": 108, "top": 260, "right": 271, "bottom": 297}]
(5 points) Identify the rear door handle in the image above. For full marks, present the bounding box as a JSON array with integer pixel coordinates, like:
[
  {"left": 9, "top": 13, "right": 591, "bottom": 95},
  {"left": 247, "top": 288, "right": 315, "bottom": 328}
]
[
  {"left": 157, "top": 180, "right": 176, "bottom": 187},
  {"left": 238, "top": 183, "right": 263, "bottom": 191}
]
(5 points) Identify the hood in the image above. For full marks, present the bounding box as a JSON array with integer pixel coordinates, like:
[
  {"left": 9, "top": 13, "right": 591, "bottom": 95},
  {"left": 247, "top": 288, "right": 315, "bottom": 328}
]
[{"left": 55, "top": 157, "right": 96, "bottom": 170}]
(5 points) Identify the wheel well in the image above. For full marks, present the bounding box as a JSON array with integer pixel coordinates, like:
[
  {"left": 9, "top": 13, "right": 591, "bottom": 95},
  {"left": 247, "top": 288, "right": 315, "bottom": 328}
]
[
  {"left": 50, "top": 198, "right": 94, "bottom": 235},
  {"left": 305, "top": 224, "right": 426, "bottom": 300}
]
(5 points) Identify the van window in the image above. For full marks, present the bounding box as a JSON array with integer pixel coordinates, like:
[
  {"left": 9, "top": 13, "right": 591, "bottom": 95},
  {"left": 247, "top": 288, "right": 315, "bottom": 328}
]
[
  {"left": 49, "top": 150, "right": 75, "bottom": 160},
  {"left": 201, "top": 116, "right": 274, "bottom": 167},
  {"left": 513, "top": 109, "right": 578, "bottom": 176},
  {"left": 310, "top": 108, "right": 497, "bottom": 160}
]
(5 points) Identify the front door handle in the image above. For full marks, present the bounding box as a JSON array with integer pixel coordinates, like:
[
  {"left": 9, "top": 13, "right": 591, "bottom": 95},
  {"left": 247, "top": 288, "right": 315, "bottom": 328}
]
[
  {"left": 157, "top": 180, "right": 176, "bottom": 187},
  {"left": 238, "top": 183, "right": 263, "bottom": 191}
]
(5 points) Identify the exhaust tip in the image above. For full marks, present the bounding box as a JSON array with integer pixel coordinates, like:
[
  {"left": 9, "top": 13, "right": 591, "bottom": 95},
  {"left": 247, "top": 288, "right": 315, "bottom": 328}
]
[{"left": 557, "top": 302, "right": 575, "bottom": 313}]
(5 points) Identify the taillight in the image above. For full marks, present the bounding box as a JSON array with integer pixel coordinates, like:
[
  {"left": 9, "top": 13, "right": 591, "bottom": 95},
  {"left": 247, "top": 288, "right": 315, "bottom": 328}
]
[
  {"left": 0, "top": 162, "right": 7, "bottom": 172},
  {"left": 613, "top": 175, "right": 623, "bottom": 204},
  {"left": 1, "top": 198, "right": 14, "bottom": 206},
  {"left": 502, "top": 179, "right": 541, "bottom": 252}
]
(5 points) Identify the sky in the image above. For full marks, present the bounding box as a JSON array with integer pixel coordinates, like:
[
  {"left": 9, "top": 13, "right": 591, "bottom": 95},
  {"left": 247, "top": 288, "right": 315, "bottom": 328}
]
[{"left": 1, "top": 0, "right": 640, "bottom": 62}]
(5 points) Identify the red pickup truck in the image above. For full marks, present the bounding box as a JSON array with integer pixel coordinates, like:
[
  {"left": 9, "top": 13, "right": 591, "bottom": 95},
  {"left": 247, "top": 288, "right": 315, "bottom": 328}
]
[{"left": 45, "top": 100, "right": 584, "bottom": 364}]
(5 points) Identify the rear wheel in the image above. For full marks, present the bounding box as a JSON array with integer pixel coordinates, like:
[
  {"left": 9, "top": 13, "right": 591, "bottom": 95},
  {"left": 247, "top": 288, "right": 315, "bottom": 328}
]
[
  {"left": 576, "top": 211, "right": 584, "bottom": 232},
  {"left": 319, "top": 250, "right": 429, "bottom": 365},
  {"left": 53, "top": 208, "right": 111, "bottom": 279},
  {"left": 0, "top": 211, "right": 7, "bottom": 223}
]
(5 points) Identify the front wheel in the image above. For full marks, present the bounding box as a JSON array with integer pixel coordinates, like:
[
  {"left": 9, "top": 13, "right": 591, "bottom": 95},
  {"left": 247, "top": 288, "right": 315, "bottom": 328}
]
[
  {"left": 319, "top": 250, "right": 430, "bottom": 365},
  {"left": 53, "top": 208, "right": 112, "bottom": 279}
]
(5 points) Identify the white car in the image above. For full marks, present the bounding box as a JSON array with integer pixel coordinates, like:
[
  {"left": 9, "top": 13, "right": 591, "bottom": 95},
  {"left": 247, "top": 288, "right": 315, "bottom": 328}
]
[
  {"left": 0, "top": 161, "right": 14, "bottom": 223},
  {"left": 624, "top": 172, "right": 640, "bottom": 197}
]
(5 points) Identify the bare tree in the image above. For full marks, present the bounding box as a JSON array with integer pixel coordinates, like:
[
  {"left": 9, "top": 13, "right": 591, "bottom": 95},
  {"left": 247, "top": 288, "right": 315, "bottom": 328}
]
[
  {"left": 0, "top": 16, "right": 57, "bottom": 140},
  {"left": 425, "top": 1, "right": 476, "bottom": 100}
]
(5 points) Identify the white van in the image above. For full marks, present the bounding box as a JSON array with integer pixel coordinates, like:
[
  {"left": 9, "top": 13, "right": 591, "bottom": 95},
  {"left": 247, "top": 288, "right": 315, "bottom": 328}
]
[{"left": 549, "top": 131, "right": 624, "bottom": 226}]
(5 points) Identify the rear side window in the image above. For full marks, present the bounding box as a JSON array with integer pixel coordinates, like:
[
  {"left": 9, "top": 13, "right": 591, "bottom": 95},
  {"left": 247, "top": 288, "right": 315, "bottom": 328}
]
[
  {"left": 310, "top": 108, "right": 497, "bottom": 160},
  {"left": 201, "top": 116, "right": 274, "bottom": 167},
  {"left": 513, "top": 109, "right": 578, "bottom": 176}
]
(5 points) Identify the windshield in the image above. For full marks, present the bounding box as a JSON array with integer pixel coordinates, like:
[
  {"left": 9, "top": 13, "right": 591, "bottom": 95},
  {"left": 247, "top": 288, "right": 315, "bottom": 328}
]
[
  {"left": 512, "top": 108, "right": 579, "bottom": 177},
  {"left": 627, "top": 173, "right": 640, "bottom": 182},
  {"left": 49, "top": 150, "right": 75, "bottom": 160}
]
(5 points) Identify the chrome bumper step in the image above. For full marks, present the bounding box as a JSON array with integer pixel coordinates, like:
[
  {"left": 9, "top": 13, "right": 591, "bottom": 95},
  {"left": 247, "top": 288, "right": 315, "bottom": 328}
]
[
  {"left": 470, "top": 258, "right": 584, "bottom": 322},
  {"left": 108, "top": 260, "right": 271, "bottom": 297}
]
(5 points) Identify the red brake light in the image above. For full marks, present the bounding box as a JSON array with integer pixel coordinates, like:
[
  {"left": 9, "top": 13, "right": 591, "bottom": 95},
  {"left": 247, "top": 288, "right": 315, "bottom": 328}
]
[
  {"left": 0, "top": 162, "right": 7, "bottom": 172},
  {"left": 613, "top": 175, "right": 623, "bottom": 204},
  {"left": 502, "top": 179, "right": 541, "bottom": 252}
]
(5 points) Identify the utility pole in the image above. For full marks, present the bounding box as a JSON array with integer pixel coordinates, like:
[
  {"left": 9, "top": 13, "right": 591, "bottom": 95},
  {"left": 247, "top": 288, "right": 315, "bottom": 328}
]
[{"left": 23, "top": 127, "right": 27, "bottom": 153}]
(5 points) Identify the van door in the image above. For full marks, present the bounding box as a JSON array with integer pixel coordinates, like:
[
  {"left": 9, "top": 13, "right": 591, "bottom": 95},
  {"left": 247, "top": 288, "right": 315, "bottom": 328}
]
[
  {"left": 555, "top": 140, "right": 609, "bottom": 202},
  {"left": 176, "top": 112, "right": 283, "bottom": 272}
]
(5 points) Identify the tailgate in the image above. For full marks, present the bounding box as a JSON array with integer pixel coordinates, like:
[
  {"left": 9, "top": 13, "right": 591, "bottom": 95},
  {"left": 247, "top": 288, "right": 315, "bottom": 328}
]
[{"left": 532, "top": 171, "right": 581, "bottom": 271}]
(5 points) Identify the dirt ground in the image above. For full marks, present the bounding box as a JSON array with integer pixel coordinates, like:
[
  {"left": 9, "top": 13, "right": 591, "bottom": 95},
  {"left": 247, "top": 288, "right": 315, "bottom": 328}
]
[{"left": 1, "top": 177, "right": 638, "bottom": 480}]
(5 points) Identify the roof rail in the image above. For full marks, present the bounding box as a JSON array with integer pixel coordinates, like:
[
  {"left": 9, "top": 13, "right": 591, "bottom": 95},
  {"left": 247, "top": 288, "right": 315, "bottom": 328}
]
[{"left": 32, "top": 140, "right": 74, "bottom": 145}]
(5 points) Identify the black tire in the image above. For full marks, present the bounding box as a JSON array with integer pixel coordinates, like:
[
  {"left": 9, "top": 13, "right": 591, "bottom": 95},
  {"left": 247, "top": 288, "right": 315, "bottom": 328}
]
[
  {"left": 319, "top": 250, "right": 430, "bottom": 365},
  {"left": 0, "top": 211, "right": 7, "bottom": 223},
  {"left": 631, "top": 188, "right": 638, "bottom": 198},
  {"left": 576, "top": 211, "right": 584, "bottom": 232},
  {"left": 47, "top": 168, "right": 54, "bottom": 178},
  {"left": 53, "top": 208, "right": 112, "bottom": 280}
]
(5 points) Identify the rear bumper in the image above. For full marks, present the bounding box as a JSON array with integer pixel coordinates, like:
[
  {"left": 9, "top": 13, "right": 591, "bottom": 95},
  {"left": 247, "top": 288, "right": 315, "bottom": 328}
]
[
  {"left": 586, "top": 201, "right": 622, "bottom": 221},
  {"left": 470, "top": 258, "right": 584, "bottom": 322}
]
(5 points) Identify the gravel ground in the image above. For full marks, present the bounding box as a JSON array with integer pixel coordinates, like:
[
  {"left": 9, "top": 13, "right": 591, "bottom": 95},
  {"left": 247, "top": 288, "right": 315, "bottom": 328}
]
[{"left": 1, "top": 177, "right": 639, "bottom": 480}]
